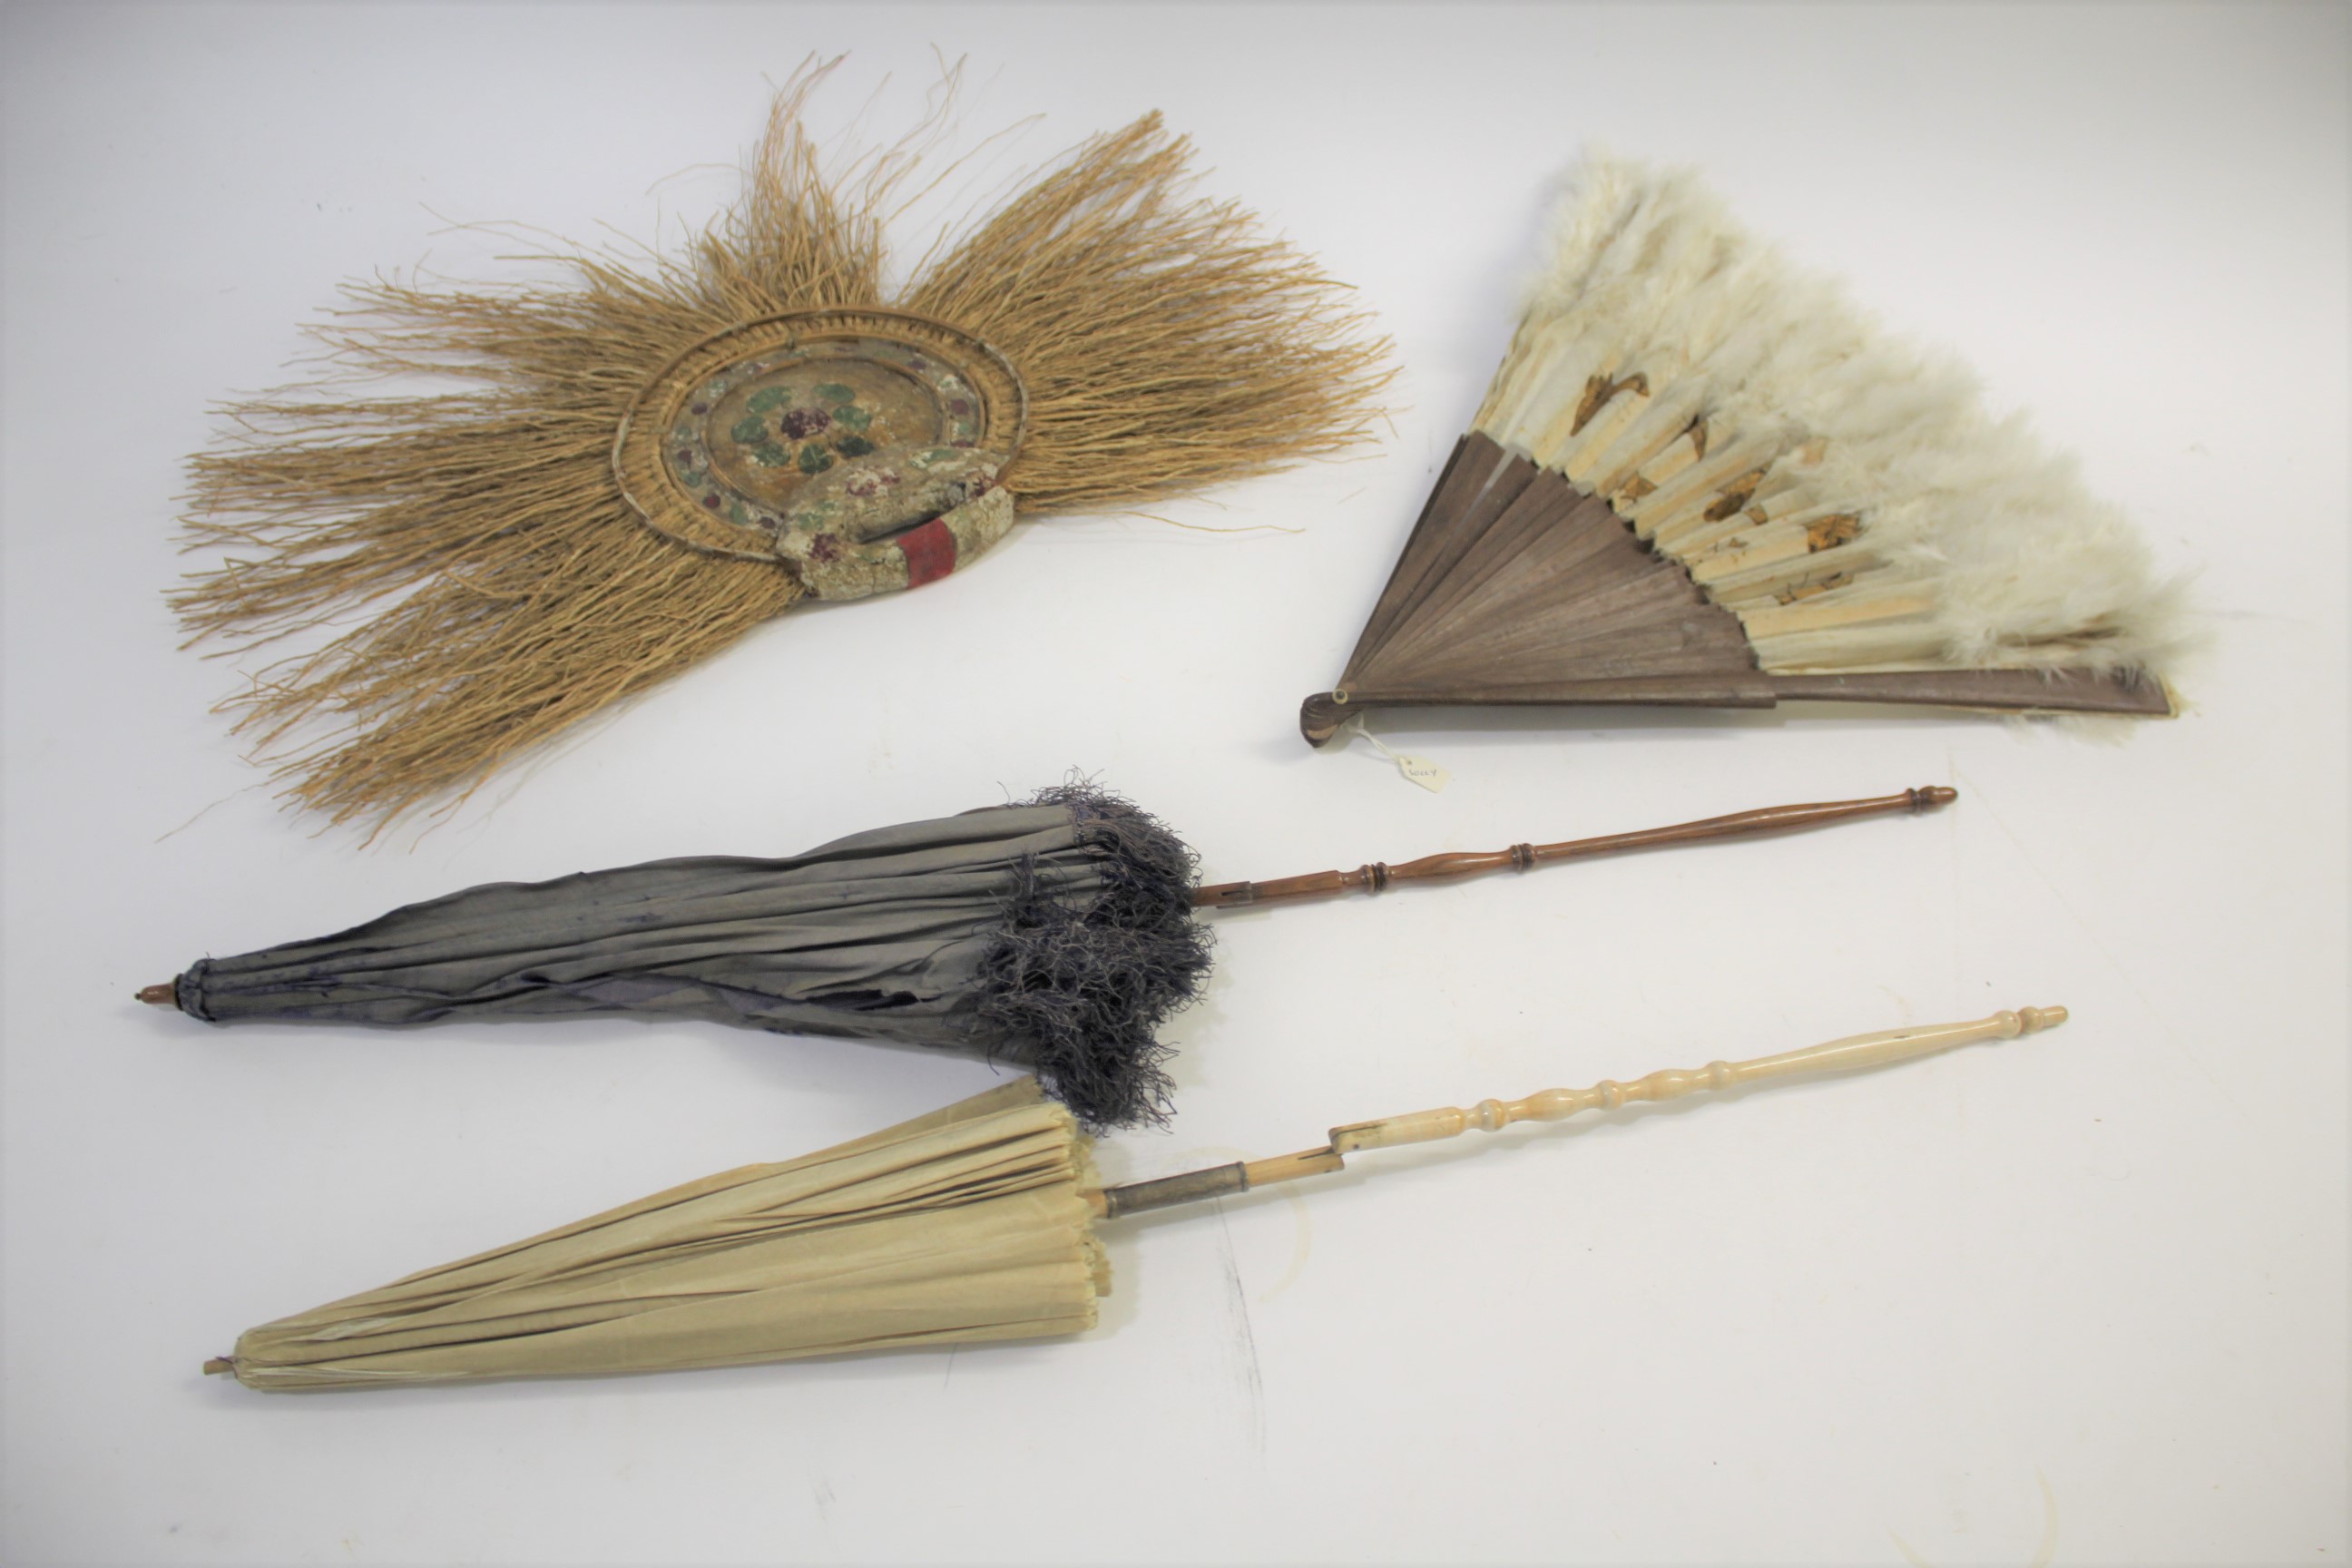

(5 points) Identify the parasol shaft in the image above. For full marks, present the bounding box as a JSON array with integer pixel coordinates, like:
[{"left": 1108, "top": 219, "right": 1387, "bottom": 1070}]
[
  {"left": 1093, "top": 1005, "right": 2063, "bottom": 1217},
  {"left": 1188, "top": 785, "right": 1956, "bottom": 909}
]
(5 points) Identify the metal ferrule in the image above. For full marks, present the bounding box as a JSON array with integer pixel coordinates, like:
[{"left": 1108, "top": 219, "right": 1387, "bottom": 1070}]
[{"left": 1097, "top": 1162, "right": 1250, "bottom": 1219}]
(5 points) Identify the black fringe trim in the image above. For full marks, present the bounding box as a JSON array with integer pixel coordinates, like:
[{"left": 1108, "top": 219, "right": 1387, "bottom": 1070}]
[{"left": 965, "top": 782, "right": 1211, "bottom": 1130}]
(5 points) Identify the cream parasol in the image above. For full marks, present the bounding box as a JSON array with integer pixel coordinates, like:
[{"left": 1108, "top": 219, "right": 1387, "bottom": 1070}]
[{"left": 209, "top": 1004, "right": 2063, "bottom": 1390}]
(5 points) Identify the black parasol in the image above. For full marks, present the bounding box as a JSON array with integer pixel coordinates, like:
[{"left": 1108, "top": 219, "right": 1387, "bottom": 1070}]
[{"left": 144, "top": 781, "right": 1955, "bottom": 1127}]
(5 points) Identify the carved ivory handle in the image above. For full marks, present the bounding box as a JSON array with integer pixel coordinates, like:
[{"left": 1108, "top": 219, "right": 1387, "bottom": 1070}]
[
  {"left": 1326, "top": 1005, "right": 2065, "bottom": 1154},
  {"left": 1092, "top": 1007, "right": 2064, "bottom": 1218}
]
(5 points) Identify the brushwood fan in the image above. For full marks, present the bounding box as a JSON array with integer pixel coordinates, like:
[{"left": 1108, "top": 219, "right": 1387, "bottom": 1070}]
[
  {"left": 167, "top": 63, "right": 1387, "bottom": 829},
  {"left": 1300, "top": 152, "right": 2191, "bottom": 745}
]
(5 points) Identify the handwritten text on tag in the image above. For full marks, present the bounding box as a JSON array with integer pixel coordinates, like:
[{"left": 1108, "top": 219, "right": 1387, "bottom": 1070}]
[{"left": 1393, "top": 754, "right": 1451, "bottom": 793}]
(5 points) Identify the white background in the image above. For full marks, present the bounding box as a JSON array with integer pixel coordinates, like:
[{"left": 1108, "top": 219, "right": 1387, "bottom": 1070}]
[{"left": 3, "top": 4, "right": 2345, "bottom": 1564}]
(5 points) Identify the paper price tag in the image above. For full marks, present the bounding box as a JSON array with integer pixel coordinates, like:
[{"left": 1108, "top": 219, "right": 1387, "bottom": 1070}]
[
  {"left": 1348, "top": 719, "right": 1450, "bottom": 793},
  {"left": 1393, "top": 754, "right": 1451, "bottom": 793}
]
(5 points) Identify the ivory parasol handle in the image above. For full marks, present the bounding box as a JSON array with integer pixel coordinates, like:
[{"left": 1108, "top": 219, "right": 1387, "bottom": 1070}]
[{"left": 1093, "top": 1006, "right": 2065, "bottom": 1218}]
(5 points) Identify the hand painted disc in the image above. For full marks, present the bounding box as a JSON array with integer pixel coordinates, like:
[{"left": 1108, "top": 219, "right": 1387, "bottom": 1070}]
[{"left": 613, "top": 309, "right": 1026, "bottom": 560}]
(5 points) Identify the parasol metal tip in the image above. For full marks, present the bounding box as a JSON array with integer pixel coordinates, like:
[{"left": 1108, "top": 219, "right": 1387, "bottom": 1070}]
[
  {"left": 1910, "top": 785, "right": 1959, "bottom": 810},
  {"left": 201, "top": 1357, "right": 234, "bottom": 1377},
  {"left": 137, "top": 981, "right": 180, "bottom": 1008}
]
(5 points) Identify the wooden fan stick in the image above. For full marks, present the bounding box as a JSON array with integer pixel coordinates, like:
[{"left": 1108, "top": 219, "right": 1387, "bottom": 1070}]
[
  {"left": 1091, "top": 1006, "right": 2066, "bottom": 1218},
  {"left": 1189, "top": 784, "right": 1955, "bottom": 910},
  {"left": 1300, "top": 669, "right": 2173, "bottom": 744}
]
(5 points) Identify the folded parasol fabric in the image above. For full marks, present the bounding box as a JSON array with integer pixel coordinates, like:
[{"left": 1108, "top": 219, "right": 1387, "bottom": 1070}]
[
  {"left": 167, "top": 785, "right": 1208, "bottom": 1128},
  {"left": 216, "top": 1080, "right": 1104, "bottom": 1390}
]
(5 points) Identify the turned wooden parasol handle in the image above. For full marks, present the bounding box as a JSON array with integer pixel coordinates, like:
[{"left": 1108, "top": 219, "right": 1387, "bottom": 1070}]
[
  {"left": 1190, "top": 785, "right": 1956, "bottom": 909},
  {"left": 1093, "top": 1006, "right": 2064, "bottom": 1218}
]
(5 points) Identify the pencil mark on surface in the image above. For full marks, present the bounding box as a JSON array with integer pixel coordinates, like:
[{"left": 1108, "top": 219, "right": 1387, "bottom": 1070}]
[{"left": 1210, "top": 1196, "right": 1266, "bottom": 1451}]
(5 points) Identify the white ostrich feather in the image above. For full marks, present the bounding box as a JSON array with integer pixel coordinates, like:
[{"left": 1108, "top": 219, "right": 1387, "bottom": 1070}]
[{"left": 1474, "top": 150, "right": 2194, "bottom": 680}]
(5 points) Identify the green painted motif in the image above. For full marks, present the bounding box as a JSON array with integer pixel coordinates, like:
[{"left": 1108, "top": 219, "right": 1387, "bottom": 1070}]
[{"left": 658, "top": 334, "right": 999, "bottom": 551}]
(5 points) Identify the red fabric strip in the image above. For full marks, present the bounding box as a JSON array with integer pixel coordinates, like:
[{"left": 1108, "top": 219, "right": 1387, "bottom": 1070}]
[{"left": 899, "top": 517, "right": 957, "bottom": 588}]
